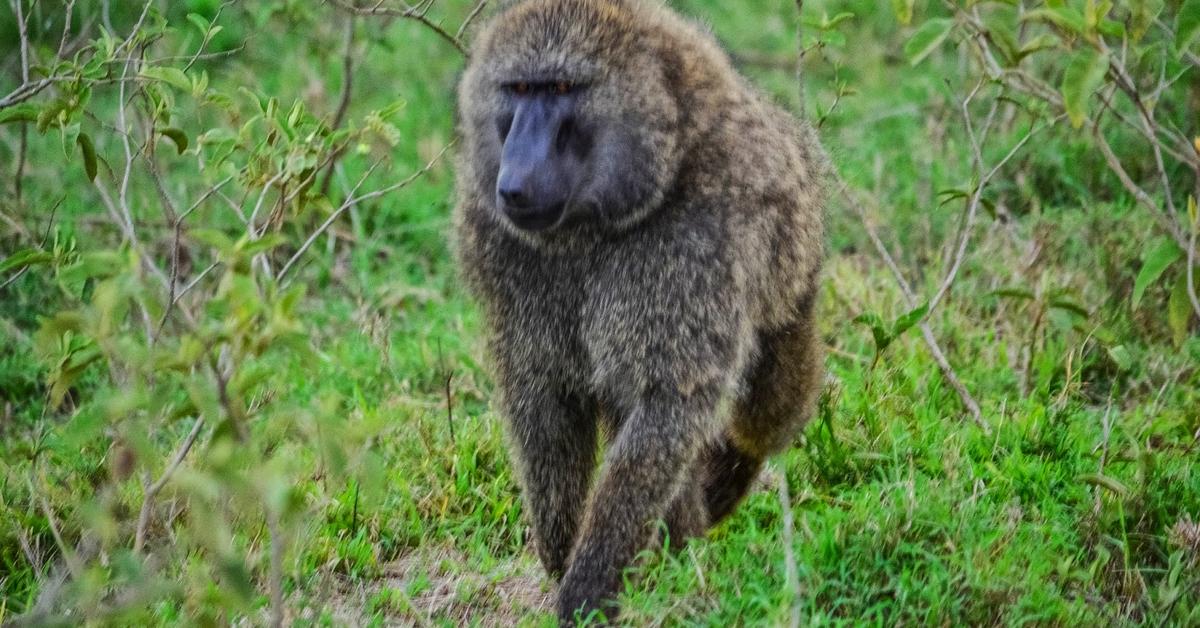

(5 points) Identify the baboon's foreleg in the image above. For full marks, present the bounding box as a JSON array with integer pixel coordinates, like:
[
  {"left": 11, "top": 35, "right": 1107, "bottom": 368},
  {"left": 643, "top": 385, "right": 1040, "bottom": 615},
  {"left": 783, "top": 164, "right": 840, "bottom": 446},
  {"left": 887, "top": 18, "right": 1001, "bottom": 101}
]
[
  {"left": 507, "top": 389, "right": 598, "bottom": 579},
  {"left": 556, "top": 389, "right": 713, "bottom": 623},
  {"left": 663, "top": 469, "right": 709, "bottom": 543}
]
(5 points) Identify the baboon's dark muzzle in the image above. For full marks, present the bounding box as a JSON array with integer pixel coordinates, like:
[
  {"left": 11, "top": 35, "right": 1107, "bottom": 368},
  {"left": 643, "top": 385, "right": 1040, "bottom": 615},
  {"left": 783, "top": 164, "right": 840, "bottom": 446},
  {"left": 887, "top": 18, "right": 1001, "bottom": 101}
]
[{"left": 496, "top": 96, "right": 574, "bottom": 231}]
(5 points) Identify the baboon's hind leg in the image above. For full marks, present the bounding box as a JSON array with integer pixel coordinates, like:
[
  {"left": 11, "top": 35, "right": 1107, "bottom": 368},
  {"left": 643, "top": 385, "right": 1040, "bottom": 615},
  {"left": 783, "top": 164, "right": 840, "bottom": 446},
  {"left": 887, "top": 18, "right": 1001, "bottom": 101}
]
[
  {"left": 700, "top": 436, "right": 764, "bottom": 524},
  {"left": 703, "top": 313, "right": 822, "bottom": 525}
]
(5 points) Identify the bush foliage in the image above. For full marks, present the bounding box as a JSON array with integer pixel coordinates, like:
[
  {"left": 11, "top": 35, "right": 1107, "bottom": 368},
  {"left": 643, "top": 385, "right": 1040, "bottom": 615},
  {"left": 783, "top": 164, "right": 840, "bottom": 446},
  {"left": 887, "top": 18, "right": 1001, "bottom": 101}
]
[{"left": 0, "top": 0, "right": 1197, "bottom": 625}]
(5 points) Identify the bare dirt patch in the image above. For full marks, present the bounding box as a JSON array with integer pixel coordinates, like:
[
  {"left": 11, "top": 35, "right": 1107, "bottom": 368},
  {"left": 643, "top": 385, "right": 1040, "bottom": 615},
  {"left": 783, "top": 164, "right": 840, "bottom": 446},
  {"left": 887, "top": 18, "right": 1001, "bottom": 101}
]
[{"left": 314, "top": 548, "right": 552, "bottom": 626}]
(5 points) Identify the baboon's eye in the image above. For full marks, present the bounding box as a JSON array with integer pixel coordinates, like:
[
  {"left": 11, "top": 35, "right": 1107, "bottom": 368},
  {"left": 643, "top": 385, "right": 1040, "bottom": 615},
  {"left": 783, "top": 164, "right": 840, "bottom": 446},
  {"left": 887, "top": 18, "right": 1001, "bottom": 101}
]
[
  {"left": 553, "top": 81, "right": 572, "bottom": 96},
  {"left": 512, "top": 82, "right": 531, "bottom": 95}
]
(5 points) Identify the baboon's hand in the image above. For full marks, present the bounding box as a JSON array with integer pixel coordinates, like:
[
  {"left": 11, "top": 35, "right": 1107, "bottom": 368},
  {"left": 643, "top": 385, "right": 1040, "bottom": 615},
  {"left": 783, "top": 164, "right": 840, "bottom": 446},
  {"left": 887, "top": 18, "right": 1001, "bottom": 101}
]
[{"left": 556, "top": 578, "right": 614, "bottom": 625}]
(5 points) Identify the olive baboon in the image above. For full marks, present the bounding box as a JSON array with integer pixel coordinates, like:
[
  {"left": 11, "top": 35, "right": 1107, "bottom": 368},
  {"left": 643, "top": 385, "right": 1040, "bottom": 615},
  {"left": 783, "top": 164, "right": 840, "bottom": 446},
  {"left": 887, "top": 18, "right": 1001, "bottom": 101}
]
[{"left": 453, "top": 0, "right": 827, "bottom": 621}]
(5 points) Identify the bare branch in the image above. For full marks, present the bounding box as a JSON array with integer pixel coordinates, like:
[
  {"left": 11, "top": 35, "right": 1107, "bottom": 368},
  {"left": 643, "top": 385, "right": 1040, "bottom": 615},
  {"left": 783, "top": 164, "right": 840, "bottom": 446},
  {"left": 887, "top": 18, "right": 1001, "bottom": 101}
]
[
  {"left": 327, "top": 0, "right": 469, "bottom": 56},
  {"left": 1188, "top": 224, "right": 1200, "bottom": 322},
  {"left": 837, "top": 177, "right": 990, "bottom": 433},
  {"left": 133, "top": 417, "right": 207, "bottom": 554},
  {"left": 1091, "top": 120, "right": 1189, "bottom": 251},
  {"left": 11, "top": 0, "right": 33, "bottom": 203},
  {"left": 267, "top": 507, "right": 284, "bottom": 628},
  {"left": 13, "top": 0, "right": 32, "bottom": 84},
  {"left": 278, "top": 141, "right": 454, "bottom": 282},
  {"left": 0, "top": 77, "right": 56, "bottom": 110},
  {"left": 928, "top": 113, "right": 1057, "bottom": 316},
  {"left": 37, "top": 492, "right": 82, "bottom": 580},
  {"left": 456, "top": 0, "right": 489, "bottom": 41},
  {"left": 155, "top": 176, "right": 236, "bottom": 340},
  {"left": 775, "top": 463, "right": 801, "bottom": 628},
  {"left": 319, "top": 15, "right": 358, "bottom": 197},
  {"left": 56, "top": 0, "right": 78, "bottom": 59}
]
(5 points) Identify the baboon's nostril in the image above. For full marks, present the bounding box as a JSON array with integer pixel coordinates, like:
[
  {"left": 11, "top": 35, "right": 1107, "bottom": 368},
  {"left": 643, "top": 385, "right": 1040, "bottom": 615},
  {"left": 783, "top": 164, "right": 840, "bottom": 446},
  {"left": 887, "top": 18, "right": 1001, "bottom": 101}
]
[{"left": 499, "top": 186, "right": 529, "bottom": 209}]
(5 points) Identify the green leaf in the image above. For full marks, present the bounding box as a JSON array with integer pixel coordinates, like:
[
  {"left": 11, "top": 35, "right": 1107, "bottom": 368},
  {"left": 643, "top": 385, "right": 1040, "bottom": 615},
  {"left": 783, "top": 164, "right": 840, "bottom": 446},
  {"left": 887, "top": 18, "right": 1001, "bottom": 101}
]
[
  {"left": 191, "top": 228, "right": 236, "bottom": 255},
  {"left": 822, "top": 12, "right": 856, "bottom": 30},
  {"left": 159, "top": 127, "right": 188, "bottom": 154},
  {"left": 1128, "top": 0, "right": 1164, "bottom": 41},
  {"left": 1076, "top": 473, "right": 1130, "bottom": 497},
  {"left": 1022, "top": 7, "right": 1087, "bottom": 33},
  {"left": 905, "top": 18, "right": 955, "bottom": 66},
  {"left": 1048, "top": 297, "right": 1090, "bottom": 319},
  {"left": 1132, "top": 238, "right": 1183, "bottom": 309},
  {"left": 991, "top": 287, "right": 1037, "bottom": 301},
  {"left": 186, "top": 12, "right": 210, "bottom": 34},
  {"left": 1106, "top": 344, "right": 1133, "bottom": 371},
  {"left": 237, "top": 234, "right": 287, "bottom": 257},
  {"left": 77, "top": 132, "right": 98, "bottom": 181},
  {"left": 1080, "top": 1, "right": 1118, "bottom": 35},
  {"left": 892, "top": 0, "right": 915, "bottom": 25},
  {"left": 35, "top": 99, "right": 67, "bottom": 133},
  {"left": 1097, "top": 18, "right": 1125, "bottom": 38},
  {"left": 0, "top": 248, "right": 54, "bottom": 273},
  {"left": 140, "top": 66, "right": 192, "bottom": 92},
  {"left": 853, "top": 312, "right": 892, "bottom": 353},
  {"left": 1177, "top": 0, "right": 1200, "bottom": 54},
  {"left": 1168, "top": 274, "right": 1196, "bottom": 346},
  {"left": 58, "top": 251, "right": 125, "bottom": 288},
  {"left": 231, "top": 362, "right": 272, "bottom": 396},
  {"left": 892, "top": 303, "right": 929, "bottom": 337},
  {"left": 1016, "top": 34, "right": 1062, "bottom": 61},
  {"left": 1061, "top": 48, "right": 1109, "bottom": 128},
  {"left": 0, "top": 104, "right": 40, "bottom": 125}
]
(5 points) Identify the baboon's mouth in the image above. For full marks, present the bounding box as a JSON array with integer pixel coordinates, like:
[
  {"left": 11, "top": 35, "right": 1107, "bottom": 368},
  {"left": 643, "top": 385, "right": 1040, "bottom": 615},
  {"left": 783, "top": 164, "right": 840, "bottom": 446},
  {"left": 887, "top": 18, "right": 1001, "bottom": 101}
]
[{"left": 504, "top": 202, "right": 566, "bottom": 232}]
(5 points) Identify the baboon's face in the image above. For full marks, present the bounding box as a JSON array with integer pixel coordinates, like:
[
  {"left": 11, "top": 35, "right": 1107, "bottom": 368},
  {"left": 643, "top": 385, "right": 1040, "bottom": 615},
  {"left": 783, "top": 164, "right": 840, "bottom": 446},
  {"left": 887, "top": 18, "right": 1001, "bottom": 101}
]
[
  {"left": 461, "top": 0, "right": 682, "bottom": 234},
  {"left": 493, "top": 80, "right": 591, "bottom": 231}
]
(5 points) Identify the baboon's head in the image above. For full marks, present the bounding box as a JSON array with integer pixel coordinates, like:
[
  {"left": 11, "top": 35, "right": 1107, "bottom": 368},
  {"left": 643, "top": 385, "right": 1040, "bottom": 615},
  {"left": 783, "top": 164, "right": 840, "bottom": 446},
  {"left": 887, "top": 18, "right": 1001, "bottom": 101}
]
[{"left": 460, "top": 0, "right": 683, "bottom": 235}]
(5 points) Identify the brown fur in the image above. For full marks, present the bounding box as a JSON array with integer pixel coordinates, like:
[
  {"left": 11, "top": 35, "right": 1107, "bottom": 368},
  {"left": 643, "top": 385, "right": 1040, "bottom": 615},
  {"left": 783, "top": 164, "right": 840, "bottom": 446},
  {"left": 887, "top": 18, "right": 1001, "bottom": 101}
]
[{"left": 453, "top": 0, "right": 828, "bottom": 622}]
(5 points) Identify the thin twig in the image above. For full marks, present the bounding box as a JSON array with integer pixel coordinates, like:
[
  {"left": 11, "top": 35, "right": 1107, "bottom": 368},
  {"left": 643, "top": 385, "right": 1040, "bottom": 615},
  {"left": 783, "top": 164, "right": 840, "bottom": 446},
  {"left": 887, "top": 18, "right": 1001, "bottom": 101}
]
[
  {"left": 267, "top": 507, "right": 284, "bottom": 628},
  {"left": 838, "top": 178, "right": 990, "bottom": 433},
  {"left": 794, "top": 0, "right": 806, "bottom": 112},
  {"left": 1091, "top": 121, "right": 1189, "bottom": 252},
  {"left": 0, "top": 197, "right": 61, "bottom": 291},
  {"left": 319, "top": 15, "right": 358, "bottom": 197},
  {"left": 248, "top": 172, "right": 286, "bottom": 235},
  {"left": 1188, "top": 223, "right": 1200, "bottom": 321},
  {"left": 133, "top": 416, "right": 207, "bottom": 553},
  {"left": 326, "top": 0, "right": 469, "bottom": 56},
  {"left": 775, "top": 464, "right": 801, "bottom": 628},
  {"left": 456, "top": 0, "right": 489, "bottom": 41},
  {"left": 37, "top": 493, "right": 82, "bottom": 580},
  {"left": 155, "top": 176, "right": 235, "bottom": 340},
  {"left": 56, "top": 0, "right": 78, "bottom": 59},
  {"left": 11, "top": 0, "right": 32, "bottom": 204},
  {"left": 145, "top": 153, "right": 181, "bottom": 226},
  {"left": 440, "top": 338, "right": 457, "bottom": 444},
  {"left": 14, "top": 0, "right": 31, "bottom": 84},
  {"left": 1093, "top": 400, "right": 1114, "bottom": 516},
  {"left": 182, "top": 0, "right": 235, "bottom": 72},
  {"left": 928, "top": 115, "right": 1057, "bottom": 315},
  {"left": 278, "top": 141, "right": 454, "bottom": 282}
]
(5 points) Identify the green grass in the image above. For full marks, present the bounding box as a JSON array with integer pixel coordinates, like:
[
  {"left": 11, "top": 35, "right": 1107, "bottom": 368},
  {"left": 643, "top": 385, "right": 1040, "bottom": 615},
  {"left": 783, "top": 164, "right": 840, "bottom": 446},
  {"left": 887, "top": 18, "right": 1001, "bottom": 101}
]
[{"left": 2, "top": 0, "right": 1199, "bottom": 625}]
